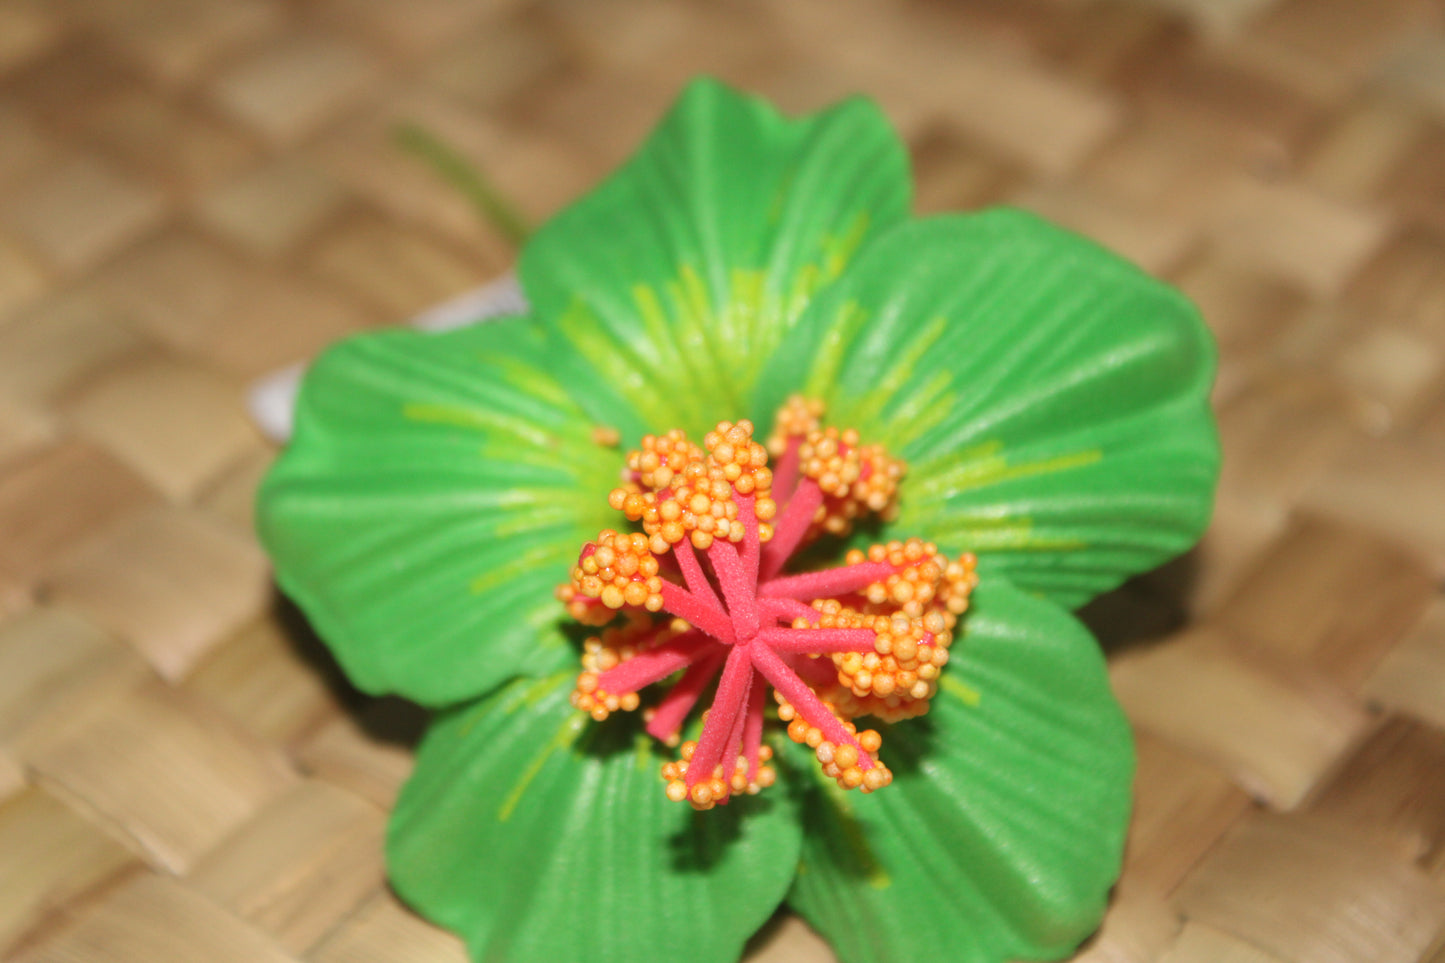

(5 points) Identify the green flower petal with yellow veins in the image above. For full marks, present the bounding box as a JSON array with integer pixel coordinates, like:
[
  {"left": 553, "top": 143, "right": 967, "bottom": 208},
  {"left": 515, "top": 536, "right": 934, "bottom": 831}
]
[
  {"left": 389, "top": 672, "right": 803, "bottom": 963},
  {"left": 756, "top": 208, "right": 1219, "bottom": 610},
  {"left": 520, "top": 77, "right": 911, "bottom": 440},
  {"left": 258, "top": 319, "right": 620, "bottom": 707},
  {"left": 786, "top": 577, "right": 1134, "bottom": 963}
]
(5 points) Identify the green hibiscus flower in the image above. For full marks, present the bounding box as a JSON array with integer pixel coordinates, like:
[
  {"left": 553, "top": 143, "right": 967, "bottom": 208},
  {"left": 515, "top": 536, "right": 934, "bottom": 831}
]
[{"left": 257, "top": 78, "right": 1218, "bottom": 963}]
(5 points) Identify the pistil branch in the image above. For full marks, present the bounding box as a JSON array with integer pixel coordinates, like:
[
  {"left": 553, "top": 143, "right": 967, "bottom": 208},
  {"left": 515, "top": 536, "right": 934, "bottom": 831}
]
[
  {"left": 760, "top": 479, "right": 822, "bottom": 580},
  {"left": 754, "top": 627, "right": 878, "bottom": 654},
  {"left": 646, "top": 649, "right": 726, "bottom": 745},
  {"left": 762, "top": 560, "right": 897, "bottom": 601},
  {"left": 709, "top": 539, "right": 759, "bottom": 639},
  {"left": 657, "top": 581, "right": 735, "bottom": 644}
]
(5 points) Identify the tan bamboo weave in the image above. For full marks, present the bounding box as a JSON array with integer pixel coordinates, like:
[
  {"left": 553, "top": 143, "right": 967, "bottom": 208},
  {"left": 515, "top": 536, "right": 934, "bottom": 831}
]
[{"left": 2, "top": 0, "right": 1444, "bottom": 961}]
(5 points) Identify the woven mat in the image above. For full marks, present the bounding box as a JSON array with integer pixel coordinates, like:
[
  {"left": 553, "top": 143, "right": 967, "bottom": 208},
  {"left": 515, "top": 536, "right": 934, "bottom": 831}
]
[{"left": 3, "top": 1, "right": 1445, "bottom": 961}]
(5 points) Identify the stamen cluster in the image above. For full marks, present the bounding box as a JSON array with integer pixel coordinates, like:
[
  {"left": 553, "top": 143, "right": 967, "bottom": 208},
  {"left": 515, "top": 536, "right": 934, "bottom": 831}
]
[
  {"left": 557, "top": 397, "right": 977, "bottom": 809},
  {"left": 607, "top": 423, "right": 776, "bottom": 552},
  {"left": 767, "top": 396, "right": 904, "bottom": 540}
]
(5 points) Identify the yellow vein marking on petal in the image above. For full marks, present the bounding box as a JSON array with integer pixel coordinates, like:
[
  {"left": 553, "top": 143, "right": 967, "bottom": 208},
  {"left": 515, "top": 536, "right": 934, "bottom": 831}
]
[
  {"left": 557, "top": 301, "right": 671, "bottom": 426},
  {"left": 675, "top": 263, "right": 715, "bottom": 330},
  {"left": 482, "top": 353, "right": 580, "bottom": 415},
  {"left": 726, "top": 267, "right": 773, "bottom": 381},
  {"left": 646, "top": 269, "right": 725, "bottom": 410},
  {"left": 521, "top": 602, "right": 567, "bottom": 633},
  {"left": 906, "top": 499, "right": 1092, "bottom": 552},
  {"left": 928, "top": 518, "right": 1088, "bottom": 553},
  {"left": 549, "top": 216, "right": 876, "bottom": 436},
  {"left": 888, "top": 371, "right": 955, "bottom": 451},
  {"left": 476, "top": 445, "right": 582, "bottom": 475},
  {"left": 941, "top": 674, "right": 982, "bottom": 707},
  {"left": 473, "top": 438, "right": 617, "bottom": 480},
  {"left": 634, "top": 732, "right": 654, "bottom": 773},
  {"left": 733, "top": 265, "right": 813, "bottom": 388},
  {"left": 629, "top": 283, "right": 680, "bottom": 372},
  {"left": 666, "top": 265, "right": 746, "bottom": 412},
  {"left": 782, "top": 262, "right": 820, "bottom": 328},
  {"left": 491, "top": 502, "right": 607, "bottom": 538},
  {"left": 843, "top": 314, "right": 950, "bottom": 436},
  {"left": 491, "top": 486, "right": 579, "bottom": 509},
  {"left": 913, "top": 446, "right": 1104, "bottom": 498},
  {"left": 775, "top": 216, "right": 867, "bottom": 338},
  {"left": 803, "top": 300, "right": 870, "bottom": 400},
  {"left": 497, "top": 711, "right": 587, "bottom": 823},
  {"left": 402, "top": 402, "right": 559, "bottom": 449},
  {"left": 726, "top": 267, "right": 764, "bottom": 343},
  {"left": 820, "top": 212, "right": 871, "bottom": 281},
  {"left": 633, "top": 282, "right": 696, "bottom": 396},
  {"left": 520, "top": 671, "right": 571, "bottom": 707},
  {"left": 469, "top": 540, "right": 579, "bottom": 594}
]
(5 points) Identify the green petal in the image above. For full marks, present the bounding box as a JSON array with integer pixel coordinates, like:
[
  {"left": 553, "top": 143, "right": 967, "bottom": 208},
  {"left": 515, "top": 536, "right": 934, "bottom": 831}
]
[
  {"left": 787, "top": 578, "right": 1133, "bottom": 963},
  {"left": 257, "top": 319, "right": 619, "bottom": 707},
  {"left": 756, "top": 208, "right": 1219, "bottom": 610},
  {"left": 390, "top": 673, "right": 802, "bottom": 963},
  {"left": 519, "top": 77, "right": 911, "bottom": 440}
]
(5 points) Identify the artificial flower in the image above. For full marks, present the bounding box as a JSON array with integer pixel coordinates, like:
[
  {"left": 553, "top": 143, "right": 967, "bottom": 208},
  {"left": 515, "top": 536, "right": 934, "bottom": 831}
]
[{"left": 258, "top": 78, "right": 1218, "bottom": 963}]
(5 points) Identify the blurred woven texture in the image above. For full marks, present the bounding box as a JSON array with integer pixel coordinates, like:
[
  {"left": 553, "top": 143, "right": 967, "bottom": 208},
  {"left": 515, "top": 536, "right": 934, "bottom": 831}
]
[{"left": 3, "top": 0, "right": 1445, "bottom": 961}]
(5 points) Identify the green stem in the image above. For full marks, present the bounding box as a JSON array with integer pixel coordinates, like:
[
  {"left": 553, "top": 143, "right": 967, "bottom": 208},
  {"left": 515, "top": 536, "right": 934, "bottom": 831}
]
[{"left": 393, "top": 122, "right": 532, "bottom": 248}]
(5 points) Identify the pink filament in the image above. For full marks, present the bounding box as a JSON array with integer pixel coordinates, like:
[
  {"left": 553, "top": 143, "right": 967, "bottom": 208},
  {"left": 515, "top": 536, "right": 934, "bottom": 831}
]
[
  {"left": 674, "top": 538, "right": 721, "bottom": 611},
  {"left": 646, "top": 649, "right": 725, "bottom": 743},
  {"left": 686, "top": 644, "right": 755, "bottom": 788},
  {"left": 658, "top": 580, "right": 735, "bottom": 644},
  {"left": 741, "top": 679, "right": 766, "bottom": 782},
  {"left": 760, "top": 478, "right": 823, "bottom": 579},
  {"left": 715, "top": 677, "right": 755, "bottom": 804},
  {"left": 709, "top": 540, "right": 758, "bottom": 638},
  {"left": 596, "top": 630, "right": 710, "bottom": 695},
  {"left": 761, "top": 561, "right": 896, "bottom": 601},
  {"left": 753, "top": 627, "right": 878, "bottom": 654},
  {"left": 772, "top": 437, "right": 802, "bottom": 506},
  {"left": 735, "top": 494, "right": 761, "bottom": 586},
  {"left": 749, "top": 642, "right": 875, "bottom": 771}
]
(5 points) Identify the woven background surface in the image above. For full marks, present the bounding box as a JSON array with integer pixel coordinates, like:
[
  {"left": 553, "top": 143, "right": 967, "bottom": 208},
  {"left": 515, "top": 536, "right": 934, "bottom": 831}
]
[{"left": 3, "top": 1, "right": 1445, "bottom": 961}]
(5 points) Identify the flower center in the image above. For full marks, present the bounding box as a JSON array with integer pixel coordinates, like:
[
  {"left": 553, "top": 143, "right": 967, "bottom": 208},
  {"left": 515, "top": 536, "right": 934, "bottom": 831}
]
[{"left": 557, "top": 397, "right": 977, "bottom": 810}]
